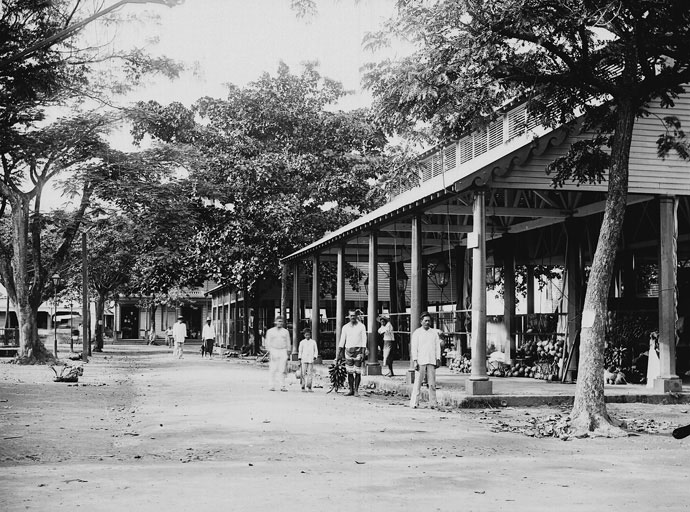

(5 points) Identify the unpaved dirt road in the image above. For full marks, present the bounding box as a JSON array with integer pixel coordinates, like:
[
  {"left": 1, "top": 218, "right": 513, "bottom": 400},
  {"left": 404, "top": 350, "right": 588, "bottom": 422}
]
[{"left": 1, "top": 344, "right": 689, "bottom": 512}]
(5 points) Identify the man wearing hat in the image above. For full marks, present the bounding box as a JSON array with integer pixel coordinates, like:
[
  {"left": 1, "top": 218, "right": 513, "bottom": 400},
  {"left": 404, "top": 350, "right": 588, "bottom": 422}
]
[
  {"left": 172, "top": 315, "right": 187, "bottom": 359},
  {"left": 201, "top": 316, "right": 216, "bottom": 358}
]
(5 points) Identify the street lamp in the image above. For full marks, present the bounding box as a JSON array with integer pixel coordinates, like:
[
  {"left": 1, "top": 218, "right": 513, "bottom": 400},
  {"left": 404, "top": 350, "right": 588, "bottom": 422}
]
[
  {"left": 51, "top": 272, "right": 61, "bottom": 358},
  {"left": 1, "top": 0, "right": 184, "bottom": 67}
]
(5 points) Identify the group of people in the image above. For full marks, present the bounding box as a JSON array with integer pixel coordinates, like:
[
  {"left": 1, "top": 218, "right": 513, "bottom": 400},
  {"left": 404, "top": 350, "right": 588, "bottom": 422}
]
[
  {"left": 167, "top": 315, "right": 218, "bottom": 360},
  {"left": 264, "top": 316, "right": 318, "bottom": 392},
  {"left": 264, "top": 309, "right": 442, "bottom": 408}
]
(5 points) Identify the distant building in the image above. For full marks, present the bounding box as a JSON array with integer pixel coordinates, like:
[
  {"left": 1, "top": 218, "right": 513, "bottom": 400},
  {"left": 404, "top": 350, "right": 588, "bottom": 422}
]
[{"left": 114, "top": 282, "right": 216, "bottom": 340}]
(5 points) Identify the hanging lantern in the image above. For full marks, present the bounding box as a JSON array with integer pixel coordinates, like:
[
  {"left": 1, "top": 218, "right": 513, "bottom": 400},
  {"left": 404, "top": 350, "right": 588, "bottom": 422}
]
[
  {"left": 395, "top": 261, "right": 409, "bottom": 293},
  {"left": 428, "top": 257, "right": 450, "bottom": 289}
]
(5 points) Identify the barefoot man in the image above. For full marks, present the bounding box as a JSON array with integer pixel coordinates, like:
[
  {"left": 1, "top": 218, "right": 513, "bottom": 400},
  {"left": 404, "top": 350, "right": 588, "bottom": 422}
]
[
  {"left": 410, "top": 312, "right": 442, "bottom": 408},
  {"left": 337, "top": 310, "right": 367, "bottom": 397}
]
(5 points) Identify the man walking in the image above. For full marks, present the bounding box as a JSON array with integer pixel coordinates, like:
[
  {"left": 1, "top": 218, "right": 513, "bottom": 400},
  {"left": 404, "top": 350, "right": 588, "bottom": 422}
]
[
  {"left": 337, "top": 310, "right": 367, "bottom": 397},
  {"left": 201, "top": 316, "right": 216, "bottom": 358},
  {"left": 172, "top": 315, "right": 187, "bottom": 359},
  {"left": 410, "top": 312, "right": 442, "bottom": 408},
  {"left": 265, "top": 316, "right": 291, "bottom": 392}
]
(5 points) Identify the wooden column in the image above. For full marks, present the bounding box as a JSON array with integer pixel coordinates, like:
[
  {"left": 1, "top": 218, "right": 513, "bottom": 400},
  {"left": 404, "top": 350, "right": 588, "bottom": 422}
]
[
  {"left": 502, "top": 235, "right": 516, "bottom": 363},
  {"left": 656, "top": 197, "right": 682, "bottom": 392},
  {"left": 366, "top": 232, "right": 382, "bottom": 375},
  {"left": 311, "top": 254, "right": 320, "bottom": 353},
  {"left": 454, "top": 246, "right": 468, "bottom": 354},
  {"left": 242, "top": 282, "right": 249, "bottom": 349},
  {"left": 468, "top": 190, "right": 492, "bottom": 394},
  {"left": 526, "top": 265, "right": 535, "bottom": 314},
  {"left": 408, "top": 214, "right": 423, "bottom": 383},
  {"left": 564, "top": 218, "right": 583, "bottom": 383},
  {"left": 335, "top": 245, "right": 346, "bottom": 354},
  {"left": 291, "top": 262, "right": 301, "bottom": 359},
  {"left": 280, "top": 263, "right": 288, "bottom": 321}
]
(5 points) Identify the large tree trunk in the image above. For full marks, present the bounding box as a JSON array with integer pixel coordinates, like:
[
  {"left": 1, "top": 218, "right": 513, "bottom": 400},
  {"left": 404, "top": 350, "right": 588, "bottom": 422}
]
[
  {"left": 7, "top": 197, "right": 51, "bottom": 362},
  {"left": 569, "top": 100, "right": 637, "bottom": 437},
  {"left": 93, "top": 294, "right": 106, "bottom": 352},
  {"left": 148, "top": 304, "right": 157, "bottom": 344}
]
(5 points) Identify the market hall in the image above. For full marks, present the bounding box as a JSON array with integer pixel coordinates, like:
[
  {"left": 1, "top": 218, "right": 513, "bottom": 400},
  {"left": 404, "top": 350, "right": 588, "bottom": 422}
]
[{"left": 280, "top": 94, "right": 690, "bottom": 395}]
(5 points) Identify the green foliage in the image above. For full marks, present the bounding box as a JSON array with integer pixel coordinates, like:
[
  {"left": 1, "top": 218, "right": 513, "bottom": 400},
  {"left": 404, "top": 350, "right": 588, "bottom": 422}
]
[
  {"left": 364, "top": 0, "right": 690, "bottom": 184},
  {"left": 132, "top": 63, "right": 392, "bottom": 292}
]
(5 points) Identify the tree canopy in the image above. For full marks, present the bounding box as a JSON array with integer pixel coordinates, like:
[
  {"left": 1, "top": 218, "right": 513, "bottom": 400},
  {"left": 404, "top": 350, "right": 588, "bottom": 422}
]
[{"left": 132, "top": 63, "right": 392, "bottom": 292}]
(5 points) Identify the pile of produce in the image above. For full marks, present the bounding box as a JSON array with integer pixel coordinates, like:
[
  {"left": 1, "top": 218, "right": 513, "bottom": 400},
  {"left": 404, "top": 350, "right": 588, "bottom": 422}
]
[
  {"left": 448, "top": 352, "right": 472, "bottom": 373},
  {"left": 327, "top": 360, "right": 347, "bottom": 392},
  {"left": 488, "top": 337, "right": 565, "bottom": 380}
]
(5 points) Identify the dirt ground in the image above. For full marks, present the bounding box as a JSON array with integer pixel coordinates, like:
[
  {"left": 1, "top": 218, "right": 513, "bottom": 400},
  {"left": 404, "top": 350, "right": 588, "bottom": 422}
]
[{"left": 1, "top": 344, "right": 689, "bottom": 512}]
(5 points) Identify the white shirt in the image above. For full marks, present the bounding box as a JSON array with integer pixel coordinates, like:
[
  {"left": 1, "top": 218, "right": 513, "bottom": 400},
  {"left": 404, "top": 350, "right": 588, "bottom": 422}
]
[
  {"left": 172, "top": 322, "right": 187, "bottom": 343},
  {"left": 298, "top": 338, "right": 318, "bottom": 363},
  {"left": 378, "top": 322, "right": 395, "bottom": 341},
  {"left": 411, "top": 326, "right": 441, "bottom": 366},
  {"left": 202, "top": 323, "right": 216, "bottom": 340},
  {"left": 265, "top": 326, "right": 291, "bottom": 353},
  {"left": 339, "top": 321, "right": 367, "bottom": 349}
]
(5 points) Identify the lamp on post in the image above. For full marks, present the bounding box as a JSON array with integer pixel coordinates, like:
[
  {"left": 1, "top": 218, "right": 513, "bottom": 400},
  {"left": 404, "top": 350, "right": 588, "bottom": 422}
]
[{"left": 51, "top": 272, "right": 61, "bottom": 358}]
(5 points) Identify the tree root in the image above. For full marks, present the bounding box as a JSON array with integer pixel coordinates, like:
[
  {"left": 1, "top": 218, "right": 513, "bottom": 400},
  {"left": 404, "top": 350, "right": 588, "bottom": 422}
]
[
  {"left": 13, "top": 353, "right": 58, "bottom": 365},
  {"left": 568, "top": 411, "right": 628, "bottom": 438},
  {"left": 13, "top": 345, "right": 57, "bottom": 365}
]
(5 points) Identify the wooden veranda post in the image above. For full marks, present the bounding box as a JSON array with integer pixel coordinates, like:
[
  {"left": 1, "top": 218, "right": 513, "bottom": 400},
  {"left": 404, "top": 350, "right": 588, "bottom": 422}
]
[
  {"left": 565, "top": 217, "right": 584, "bottom": 383},
  {"left": 526, "top": 265, "right": 535, "bottom": 315},
  {"left": 335, "top": 246, "right": 346, "bottom": 354},
  {"left": 408, "top": 214, "right": 423, "bottom": 383},
  {"left": 655, "top": 197, "right": 682, "bottom": 392},
  {"left": 366, "top": 231, "right": 382, "bottom": 375},
  {"left": 501, "top": 234, "right": 516, "bottom": 363},
  {"left": 311, "top": 254, "right": 320, "bottom": 355},
  {"left": 468, "top": 190, "right": 492, "bottom": 395},
  {"left": 454, "top": 246, "right": 468, "bottom": 355},
  {"left": 280, "top": 263, "right": 288, "bottom": 322},
  {"left": 291, "top": 262, "right": 300, "bottom": 360}
]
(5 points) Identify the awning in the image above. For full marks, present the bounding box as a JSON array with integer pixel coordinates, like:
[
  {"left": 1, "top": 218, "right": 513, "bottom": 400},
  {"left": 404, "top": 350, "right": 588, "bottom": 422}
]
[{"left": 55, "top": 314, "right": 81, "bottom": 321}]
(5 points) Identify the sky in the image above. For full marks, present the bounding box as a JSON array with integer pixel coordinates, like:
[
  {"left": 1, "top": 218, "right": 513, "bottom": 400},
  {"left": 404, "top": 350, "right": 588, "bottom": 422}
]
[
  {"left": 115, "top": 0, "right": 400, "bottom": 108},
  {"left": 43, "top": 0, "right": 403, "bottom": 208}
]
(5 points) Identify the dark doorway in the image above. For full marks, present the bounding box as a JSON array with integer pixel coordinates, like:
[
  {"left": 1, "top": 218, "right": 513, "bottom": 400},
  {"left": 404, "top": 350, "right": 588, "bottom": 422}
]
[
  {"left": 121, "top": 305, "right": 139, "bottom": 339},
  {"left": 181, "top": 305, "right": 203, "bottom": 339}
]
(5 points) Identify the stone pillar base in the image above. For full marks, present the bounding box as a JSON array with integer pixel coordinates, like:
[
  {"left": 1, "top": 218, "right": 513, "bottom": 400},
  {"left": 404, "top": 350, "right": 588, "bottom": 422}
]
[
  {"left": 653, "top": 377, "right": 682, "bottom": 393},
  {"left": 466, "top": 378, "right": 493, "bottom": 395},
  {"left": 406, "top": 369, "right": 415, "bottom": 384},
  {"left": 364, "top": 362, "right": 381, "bottom": 376}
]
